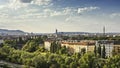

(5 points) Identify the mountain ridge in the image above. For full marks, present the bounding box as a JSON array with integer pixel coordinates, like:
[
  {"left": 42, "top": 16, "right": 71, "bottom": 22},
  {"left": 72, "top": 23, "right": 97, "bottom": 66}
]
[{"left": 0, "top": 29, "right": 26, "bottom": 35}]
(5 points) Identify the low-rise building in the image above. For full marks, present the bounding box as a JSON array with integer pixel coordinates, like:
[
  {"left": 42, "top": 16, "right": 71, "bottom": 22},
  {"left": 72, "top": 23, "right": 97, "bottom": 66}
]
[
  {"left": 0, "top": 39, "right": 4, "bottom": 44},
  {"left": 113, "top": 41, "right": 120, "bottom": 55},
  {"left": 44, "top": 40, "right": 96, "bottom": 53},
  {"left": 44, "top": 41, "right": 53, "bottom": 51},
  {"left": 61, "top": 40, "right": 95, "bottom": 53},
  {"left": 113, "top": 45, "right": 120, "bottom": 55}
]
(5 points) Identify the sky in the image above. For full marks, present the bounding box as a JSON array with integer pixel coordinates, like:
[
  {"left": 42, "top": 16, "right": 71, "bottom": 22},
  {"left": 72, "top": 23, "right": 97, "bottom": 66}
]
[{"left": 0, "top": 0, "right": 120, "bottom": 33}]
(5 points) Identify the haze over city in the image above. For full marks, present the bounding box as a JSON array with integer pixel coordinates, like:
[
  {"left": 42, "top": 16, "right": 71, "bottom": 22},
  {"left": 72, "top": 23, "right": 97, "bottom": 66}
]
[{"left": 0, "top": 0, "right": 120, "bottom": 33}]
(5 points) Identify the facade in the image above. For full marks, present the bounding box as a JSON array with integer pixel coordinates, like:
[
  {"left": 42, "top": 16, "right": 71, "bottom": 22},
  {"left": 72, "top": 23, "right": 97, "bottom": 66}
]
[
  {"left": 96, "top": 40, "right": 114, "bottom": 57},
  {"left": 44, "top": 41, "right": 52, "bottom": 51},
  {"left": 113, "top": 45, "right": 120, "bottom": 55},
  {"left": 0, "top": 39, "right": 4, "bottom": 44},
  {"left": 44, "top": 40, "right": 116, "bottom": 57},
  {"left": 87, "top": 45, "right": 95, "bottom": 52},
  {"left": 61, "top": 40, "right": 95, "bottom": 53},
  {"left": 44, "top": 40, "right": 95, "bottom": 53}
]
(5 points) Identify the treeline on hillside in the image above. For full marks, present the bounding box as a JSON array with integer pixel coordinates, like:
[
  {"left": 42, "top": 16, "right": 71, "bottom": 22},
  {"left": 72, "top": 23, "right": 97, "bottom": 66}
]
[{"left": 0, "top": 36, "right": 120, "bottom": 68}]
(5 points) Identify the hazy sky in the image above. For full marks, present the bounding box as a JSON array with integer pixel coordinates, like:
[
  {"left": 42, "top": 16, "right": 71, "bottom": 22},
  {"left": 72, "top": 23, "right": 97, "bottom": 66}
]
[{"left": 0, "top": 0, "right": 120, "bottom": 33}]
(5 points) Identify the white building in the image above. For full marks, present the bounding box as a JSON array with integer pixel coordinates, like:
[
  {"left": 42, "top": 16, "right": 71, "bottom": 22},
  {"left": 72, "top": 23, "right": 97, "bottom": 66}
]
[
  {"left": 96, "top": 40, "right": 114, "bottom": 57},
  {"left": 0, "top": 39, "right": 4, "bottom": 44},
  {"left": 44, "top": 41, "right": 52, "bottom": 51}
]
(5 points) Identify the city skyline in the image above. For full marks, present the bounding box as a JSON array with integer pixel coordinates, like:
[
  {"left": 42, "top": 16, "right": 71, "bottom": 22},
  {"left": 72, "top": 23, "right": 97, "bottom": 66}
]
[{"left": 0, "top": 0, "right": 120, "bottom": 33}]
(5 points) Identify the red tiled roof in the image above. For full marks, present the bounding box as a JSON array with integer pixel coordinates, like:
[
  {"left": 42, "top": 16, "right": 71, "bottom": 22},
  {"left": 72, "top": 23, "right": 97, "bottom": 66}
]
[{"left": 61, "top": 42, "right": 95, "bottom": 45}]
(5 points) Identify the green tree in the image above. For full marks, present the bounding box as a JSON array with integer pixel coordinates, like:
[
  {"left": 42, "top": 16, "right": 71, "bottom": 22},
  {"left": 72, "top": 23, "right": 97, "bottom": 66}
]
[
  {"left": 106, "top": 55, "right": 120, "bottom": 68},
  {"left": 17, "top": 37, "right": 24, "bottom": 44},
  {"left": 62, "top": 36, "right": 69, "bottom": 40},
  {"left": 59, "top": 46, "right": 67, "bottom": 54},
  {"left": 48, "top": 54, "right": 57, "bottom": 64},
  {"left": 49, "top": 64, "right": 59, "bottom": 68},
  {"left": 0, "top": 45, "right": 14, "bottom": 60},
  {"left": 98, "top": 45, "right": 101, "bottom": 57},
  {"left": 50, "top": 41, "right": 56, "bottom": 53},
  {"left": 42, "top": 35, "right": 48, "bottom": 41},
  {"left": 4, "top": 40, "right": 17, "bottom": 48},
  {"left": 36, "top": 46, "right": 46, "bottom": 52},
  {"left": 32, "top": 55, "right": 48, "bottom": 68},
  {"left": 21, "top": 51, "right": 35, "bottom": 66},
  {"left": 50, "top": 41, "right": 61, "bottom": 53},
  {"left": 81, "top": 48, "right": 86, "bottom": 55},
  {"left": 72, "top": 53, "right": 81, "bottom": 61},
  {"left": 79, "top": 52, "right": 96, "bottom": 68},
  {"left": 47, "top": 54, "right": 60, "bottom": 68},
  {"left": 65, "top": 57, "right": 73, "bottom": 65},
  {"left": 94, "top": 45, "right": 97, "bottom": 56},
  {"left": 56, "top": 43, "right": 61, "bottom": 54},
  {"left": 9, "top": 50, "right": 22, "bottom": 64},
  {"left": 112, "top": 47, "right": 116, "bottom": 56},
  {"left": 22, "top": 40, "right": 39, "bottom": 52},
  {"left": 34, "top": 37, "right": 44, "bottom": 44},
  {"left": 60, "top": 64, "right": 66, "bottom": 68},
  {"left": 102, "top": 45, "right": 106, "bottom": 58},
  {"left": 70, "top": 62, "right": 77, "bottom": 68}
]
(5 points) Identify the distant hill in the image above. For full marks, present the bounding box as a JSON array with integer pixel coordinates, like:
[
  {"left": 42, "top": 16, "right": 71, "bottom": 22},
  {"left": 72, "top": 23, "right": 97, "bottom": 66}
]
[{"left": 0, "top": 29, "right": 26, "bottom": 35}]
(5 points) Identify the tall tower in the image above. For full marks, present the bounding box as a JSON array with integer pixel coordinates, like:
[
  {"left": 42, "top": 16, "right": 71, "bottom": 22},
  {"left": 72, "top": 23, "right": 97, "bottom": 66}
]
[
  {"left": 55, "top": 29, "right": 58, "bottom": 38},
  {"left": 56, "top": 29, "right": 58, "bottom": 34},
  {"left": 103, "top": 26, "right": 105, "bottom": 36}
]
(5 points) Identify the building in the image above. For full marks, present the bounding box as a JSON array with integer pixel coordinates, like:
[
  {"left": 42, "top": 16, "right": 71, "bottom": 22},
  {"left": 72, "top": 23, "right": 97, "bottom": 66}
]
[
  {"left": 44, "top": 41, "right": 52, "bottom": 51},
  {"left": 44, "top": 40, "right": 95, "bottom": 53},
  {"left": 0, "top": 39, "right": 4, "bottom": 44},
  {"left": 96, "top": 40, "right": 114, "bottom": 57},
  {"left": 61, "top": 40, "right": 95, "bottom": 53},
  {"left": 113, "top": 40, "right": 120, "bottom": 55},
  {"left": 113, "top": 45, "right": 120, "bottom": 55}
]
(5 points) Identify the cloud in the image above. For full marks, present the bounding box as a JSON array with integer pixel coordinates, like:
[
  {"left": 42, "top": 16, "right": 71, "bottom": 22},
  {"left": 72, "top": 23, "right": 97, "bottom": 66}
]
[
  {"left": 0, "top": 2, "right": 100, "bottom": 20},
  {"left": 78, "top": 6, "right": 99, "bottom": 14},
  {"left": 0, "top": 5, "right": 100, "bottom": 20},
  {"left": 9, "top": 0, "right": 52, "bottom": 4},
  {"left": 110, "top": 13, "right": 120, "bottom": 18},
  {"left": 20, "top": 0, "right": 32, "bottom": 3},
  {"left": 0, "top": 0, "right": 53, "bottom": 18},
  {"left": 65, "top": 6, "right": 99, "bottom": 22},
  {"left": 11, "top": 0, "right": 52, "bottom": 5},
  {"left": 48, "top": 7, "right": 76, "bottom": 17},
  {"left": 31, "top": 0, "right": 52, "bottom": 5},
  {"left": 0, "top": 0, "right": 52, "bottom": 10},
  {"left": 65, "top": 16, "right": 72, "bottom": 22},
  {"left": 0, "top": 5, "right": 6, "bottom": 9},
  {"left": 9, "top": 0, "right": 29, "bottom": 10},
  {"left": 0, "top": 13, "right": 9, "bottom": 18},
  {"left": 0, "top": 0, "right": 9, "bottom": 4}
]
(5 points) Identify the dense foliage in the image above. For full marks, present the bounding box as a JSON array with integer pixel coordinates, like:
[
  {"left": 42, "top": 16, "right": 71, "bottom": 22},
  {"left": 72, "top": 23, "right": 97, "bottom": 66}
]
[{"left": 0, "top": 36, "right": 120, "bottom": 68}]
